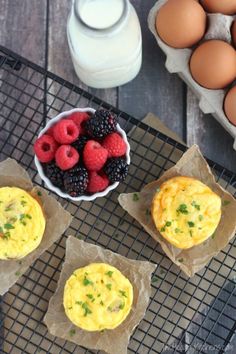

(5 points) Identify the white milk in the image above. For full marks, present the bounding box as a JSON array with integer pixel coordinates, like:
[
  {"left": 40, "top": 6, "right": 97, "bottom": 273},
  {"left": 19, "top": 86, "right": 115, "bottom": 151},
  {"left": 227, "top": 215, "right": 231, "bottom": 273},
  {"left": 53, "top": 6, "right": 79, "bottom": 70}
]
[
  {"left": 80, "top": 0, "right": 124, "bottom": 29},
  {"left": 67, "top": 0, "right": 142, "bottom": 88}
]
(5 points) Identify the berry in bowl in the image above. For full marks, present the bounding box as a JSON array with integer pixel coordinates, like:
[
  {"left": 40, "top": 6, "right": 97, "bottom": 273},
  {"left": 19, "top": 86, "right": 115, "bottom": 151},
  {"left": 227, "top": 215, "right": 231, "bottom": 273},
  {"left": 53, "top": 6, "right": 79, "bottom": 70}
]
[{"left": 34, "top": 108, "right": 130, "bottom": 201}]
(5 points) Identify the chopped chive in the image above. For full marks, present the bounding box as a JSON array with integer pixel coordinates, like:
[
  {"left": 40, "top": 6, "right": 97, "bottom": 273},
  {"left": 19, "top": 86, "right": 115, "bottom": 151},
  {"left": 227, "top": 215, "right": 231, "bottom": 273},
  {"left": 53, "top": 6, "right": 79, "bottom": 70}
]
[
  {"left": 187, "top": 221, "right": 195, "bottom": 228},
  {"left": 222, "top": 200, "right": 230, "bottom": 206},
  {"left": 86, "top": 294, "right": 94, "bottom": 300},
  {"left": 4, "top": 223, "right": 14, "bottom": 230},
  {"left": 189, "top": 230, "right": 193, "bottom": 237},
  {"left": 132, "top": 193, "right": 139, "bottom": 201},
  {"left": 82, "top": 302, "right": 92, "bottom": 316},
  {"left": 152, "top": 276, "right": 158, "bottom": 283},
  {"left": 21, "top": 200, "right": 27, "bottom": 207},
  {"left": 100, "top": 301, "right": 104, "bottom": 306},
  {"left": 199, "top": 215, "right": 203, "bottom": 221},
  {"left": 191, "top": 201, "right": 200, "bottom": 211},
  {"left": 160, "top": 227, "right": 166, "bottom": 232},
  {"left": 3, "top": 232, "right": 11, "bottom": 240},
  {"left": 5, "top": 207, "right": 12, "bottom": 212},
  {"left": 0, "top": 226, "right": 3, "bottom": 234},
  {"left": 211, "top": 233, "right": 216, "bottom": 240},
  {"left": 119, "top": 302, "right": 125, "bottom": 310},
  {"left": 175, "top": 228, "right": 181, "bottom": 233},
  {"left": 75, "top": 301, "right": 82, "bottom": 305},
  {"left": 165, "top": 221, "right": 171, "bottom": 227},
  {"left": 119, "top": 290, "right": 127, "bottom": 298},
  {"left": 177, "top": 204, "right": 188, "bottom": 214},
  {"left": 178, "top": 258, "right": 184, "bottom": 263},
  {"left": 97, "top": 293, "right": 101, "bottom": 297},
  {"left": 69, "top": 329, "right": 76, "bottom": 337},
  {"left": 83, "top": 277, "right": 93, "bottom": 286},
  {"left": 105, "top": 271, "right": 113, "bottom": 278},
  {"left": 15, "top": 271, "right": 21, "bottom": 276},
  {"left": 68, "top": 307, "right": 72, "bottom": 310},
  {"left": 106, "top": 283, "right": 112, "bottom": 291},
  {"left": 37, "top": 191, "right": 42, "bottom": 196}
]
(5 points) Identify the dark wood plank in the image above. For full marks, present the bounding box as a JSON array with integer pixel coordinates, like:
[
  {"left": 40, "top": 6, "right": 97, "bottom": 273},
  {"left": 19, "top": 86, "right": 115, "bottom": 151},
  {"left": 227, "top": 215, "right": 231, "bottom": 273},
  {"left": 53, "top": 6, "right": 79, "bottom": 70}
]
[
  {"left": 0, "top": 0, "right": 47, "bottom": 163},
  {"left": 0, "top": 0, "right": 46, "bottom": 66},
  {"left": 47, "top": 0, "right": 117, "bottom": 108},
  {"left": 187, "top": 90, "right": 236, "bottom": 173},
  {"left": 119, "top": 0, "right": 185, "bottom": 139}
]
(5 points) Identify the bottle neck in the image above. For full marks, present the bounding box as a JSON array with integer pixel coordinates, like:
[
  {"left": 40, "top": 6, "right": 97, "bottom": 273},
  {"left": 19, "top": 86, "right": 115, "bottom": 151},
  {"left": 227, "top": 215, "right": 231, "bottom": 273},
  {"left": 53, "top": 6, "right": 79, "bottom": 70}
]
[{"left": 73, "top": 0, "right": 130, "bottom": 36}]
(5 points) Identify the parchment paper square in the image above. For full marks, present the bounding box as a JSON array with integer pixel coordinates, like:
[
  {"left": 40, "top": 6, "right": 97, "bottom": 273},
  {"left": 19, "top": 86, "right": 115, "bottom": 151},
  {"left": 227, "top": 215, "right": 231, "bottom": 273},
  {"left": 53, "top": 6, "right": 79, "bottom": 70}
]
[
  {"left": 118, "top": 145, "right": 236, "bottom": 277},
  {"left": 0, "top": 158, "right": 72, "bottom": 295},
  {"left": 44, "top": 236, "right": 156, "bottom": 354}
]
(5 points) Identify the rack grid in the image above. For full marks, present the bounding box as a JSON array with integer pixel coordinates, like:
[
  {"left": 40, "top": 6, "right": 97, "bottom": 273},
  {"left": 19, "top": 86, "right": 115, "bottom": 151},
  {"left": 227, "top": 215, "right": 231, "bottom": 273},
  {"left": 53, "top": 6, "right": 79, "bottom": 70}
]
[{"left": 0, "top": 45, "right": 235, "bottom": 354}]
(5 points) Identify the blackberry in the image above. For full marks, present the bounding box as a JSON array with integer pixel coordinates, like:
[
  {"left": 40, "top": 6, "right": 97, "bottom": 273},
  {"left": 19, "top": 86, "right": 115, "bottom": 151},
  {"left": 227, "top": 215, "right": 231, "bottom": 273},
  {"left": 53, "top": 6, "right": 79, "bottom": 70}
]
[
  {"left": 64, "top": 165, "right": 88, "bottom": 197},
  {"left": 104, "top": 158, "right": 128, "bottom": 183},
  {"left": 43, "top": 162, "right": 64, "bottom": 189},
  {"left": 85, "top": 109, "right": 117, "bottom": 138},
  {"left": 72, "top": 135, "right": 89, "bottom": 153}
]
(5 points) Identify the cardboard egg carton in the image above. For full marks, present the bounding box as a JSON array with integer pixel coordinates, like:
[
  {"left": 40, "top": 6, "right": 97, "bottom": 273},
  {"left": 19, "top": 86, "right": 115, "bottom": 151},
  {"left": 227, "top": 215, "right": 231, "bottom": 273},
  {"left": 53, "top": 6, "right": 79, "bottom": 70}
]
[{"left": 148, "top": 0, "right": 236, "bottom": 150}]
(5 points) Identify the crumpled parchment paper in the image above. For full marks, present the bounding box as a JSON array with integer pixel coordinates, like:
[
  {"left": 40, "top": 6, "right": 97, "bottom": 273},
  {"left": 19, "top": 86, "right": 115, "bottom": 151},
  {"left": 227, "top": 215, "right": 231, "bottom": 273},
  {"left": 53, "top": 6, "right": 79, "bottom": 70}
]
[
  {"left": 44, "top": 236, "right": 156, "bottom": 354},
  {"left": 118, "top": 145, "right": 236, "bottom": 277},
  {"left": 0, "top": 158, "right": 72, "bottom": 295}
]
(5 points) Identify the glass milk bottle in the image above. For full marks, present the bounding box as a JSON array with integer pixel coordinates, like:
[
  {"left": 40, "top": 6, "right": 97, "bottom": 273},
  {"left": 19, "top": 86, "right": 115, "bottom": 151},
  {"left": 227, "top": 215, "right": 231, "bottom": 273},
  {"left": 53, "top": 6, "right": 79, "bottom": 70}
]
[{"left": 67, "top": 0, "right": 142, "bottom": 88}]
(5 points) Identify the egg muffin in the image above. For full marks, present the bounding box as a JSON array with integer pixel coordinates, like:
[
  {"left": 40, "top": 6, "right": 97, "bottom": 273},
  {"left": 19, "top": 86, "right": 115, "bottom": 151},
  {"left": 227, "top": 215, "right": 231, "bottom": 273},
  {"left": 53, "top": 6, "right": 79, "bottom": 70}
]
[
  {"left": 63, "top": 263, "right": 133, "bottom": 331},
  {"left": 0, "top": 187, "right": 46, "bottom": 260},
  {"left": 151, "top": 176, "right": 221, "bottom": 249}
]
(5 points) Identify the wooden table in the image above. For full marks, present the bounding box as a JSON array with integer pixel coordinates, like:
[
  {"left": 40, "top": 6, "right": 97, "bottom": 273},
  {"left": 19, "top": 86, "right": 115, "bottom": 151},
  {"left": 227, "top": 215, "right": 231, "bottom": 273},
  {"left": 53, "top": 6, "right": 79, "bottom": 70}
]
[{"left": 1, "top": 0, "right": 236, "bottom": 172}]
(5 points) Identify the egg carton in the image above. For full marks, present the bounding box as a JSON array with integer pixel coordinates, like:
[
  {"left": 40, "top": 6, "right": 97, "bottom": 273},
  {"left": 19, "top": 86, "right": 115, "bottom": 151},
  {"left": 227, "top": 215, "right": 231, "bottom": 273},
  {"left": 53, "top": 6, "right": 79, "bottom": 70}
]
[{"left": 148, "top": 0, "right": 236, "bottom": 150}]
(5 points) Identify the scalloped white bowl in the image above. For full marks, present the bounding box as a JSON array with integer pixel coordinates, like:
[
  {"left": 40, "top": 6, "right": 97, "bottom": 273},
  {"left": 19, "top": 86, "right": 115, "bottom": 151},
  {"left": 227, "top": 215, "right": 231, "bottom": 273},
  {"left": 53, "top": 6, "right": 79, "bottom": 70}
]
[{"left": 34, "top": 107, "right": 131, "bottom": 202}]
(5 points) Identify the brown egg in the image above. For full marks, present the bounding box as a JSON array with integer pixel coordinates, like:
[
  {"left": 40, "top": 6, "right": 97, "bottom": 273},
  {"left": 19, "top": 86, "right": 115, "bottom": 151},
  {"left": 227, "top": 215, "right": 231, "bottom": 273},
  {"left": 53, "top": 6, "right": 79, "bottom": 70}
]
[
  {"left": 155, "top": 0, "right": 207, "bottom": 48},
  {"left": 190, "top": 40, "right": 236, "bottom": 89},
  {"left": 232, "top": 21, "right": 236, "bottom": 48},
  {"left": 224, "top": 86, "right": 236, "bottom": 126},
  {"left": 201, "top": 0, "right": 236, "bottom": 15}
]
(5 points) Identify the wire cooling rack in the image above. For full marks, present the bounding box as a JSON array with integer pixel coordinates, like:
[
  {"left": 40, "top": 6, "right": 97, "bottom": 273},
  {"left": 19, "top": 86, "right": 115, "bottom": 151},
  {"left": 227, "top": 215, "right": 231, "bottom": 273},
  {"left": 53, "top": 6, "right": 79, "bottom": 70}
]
[{"left": 0, "top": 45, "right": 235, "bottom": 354}]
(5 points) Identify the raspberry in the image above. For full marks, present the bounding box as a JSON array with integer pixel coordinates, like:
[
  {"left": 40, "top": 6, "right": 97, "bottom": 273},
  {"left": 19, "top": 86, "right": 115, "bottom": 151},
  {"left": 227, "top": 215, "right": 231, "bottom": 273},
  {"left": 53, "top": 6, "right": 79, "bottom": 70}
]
[
  {"left": 34, "top": 134, "right": 58, "bottom": 163},
  {"left": 46, "top": 126, "right": 55, "bottom": 137},
  {"left": 83, "top": 140, "right": 108, "bottom": 171},
  {"left": 43, "top": 162, "right": 64, "bottom": 188},
  {"left": 55, "top": 145, "right": 79, "bottom": 171},
  {"left": 53, "top": 119, "right": 79, "bottom": 144},
  {"left": 87, "top": 171, "right": 109, "bottom": 193},
  {"left": 64, "top": 165, "right": 88, "bottom": 197},
  {"left": 68, "top": 112, "right": 90, "bottom": 135},
  {"left": 104, "top": 158, "right": 129, "bottom": 182},
  {"left": 85, "top": 109, "right": 117, "bottom": 138},
  {"left": 102, "top": 132, "right": 127, "bottom": 158}
]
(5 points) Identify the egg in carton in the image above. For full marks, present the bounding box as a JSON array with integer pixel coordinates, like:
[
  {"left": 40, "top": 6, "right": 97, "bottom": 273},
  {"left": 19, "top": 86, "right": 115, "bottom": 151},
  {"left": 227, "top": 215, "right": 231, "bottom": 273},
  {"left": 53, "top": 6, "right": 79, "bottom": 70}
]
[{"left": 148, "top": 0, "right": 236, "bottom": 150}]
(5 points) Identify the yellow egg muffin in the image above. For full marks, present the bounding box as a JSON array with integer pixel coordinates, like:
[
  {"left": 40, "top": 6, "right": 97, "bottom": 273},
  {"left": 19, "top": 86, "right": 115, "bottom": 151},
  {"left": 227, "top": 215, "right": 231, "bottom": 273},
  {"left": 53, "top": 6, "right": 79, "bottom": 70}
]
[
  {"left": 63, "top": 263, "right": 133, "bottom": 331},
  {"left": 0, "top": 187, "right": 46, "bottom": 260},
  {"left": 151, "top": 176, "right": 222, "bottom": 249}
]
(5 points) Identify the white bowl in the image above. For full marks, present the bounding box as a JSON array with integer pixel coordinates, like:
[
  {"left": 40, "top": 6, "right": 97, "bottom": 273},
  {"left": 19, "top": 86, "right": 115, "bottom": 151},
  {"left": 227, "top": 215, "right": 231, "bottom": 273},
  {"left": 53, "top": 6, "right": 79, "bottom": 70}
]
[{"left": 34, "top": 107, "right": 131, "bottom": 202}]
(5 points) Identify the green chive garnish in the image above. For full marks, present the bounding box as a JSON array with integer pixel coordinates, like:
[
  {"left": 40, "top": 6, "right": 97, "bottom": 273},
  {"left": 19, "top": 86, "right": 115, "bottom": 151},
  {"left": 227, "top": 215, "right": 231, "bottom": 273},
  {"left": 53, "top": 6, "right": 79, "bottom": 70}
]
[
  {"left": 177, "top": 204, "right": 188, "bottom": 214},
  {"left": 106, "top": 283, "right": 112, "bottom": 291},
  {"left": 188, "top": 221, "right": 195, "bottom": 228},
  {"left": 132, "top": 193, "right": 139, "bottom": 201},
  {"left": 105, "top": 271, "right": 113, "bottom": 278},
  {"left": 4, "top": 223, "right": 14, "bottom": 230}
]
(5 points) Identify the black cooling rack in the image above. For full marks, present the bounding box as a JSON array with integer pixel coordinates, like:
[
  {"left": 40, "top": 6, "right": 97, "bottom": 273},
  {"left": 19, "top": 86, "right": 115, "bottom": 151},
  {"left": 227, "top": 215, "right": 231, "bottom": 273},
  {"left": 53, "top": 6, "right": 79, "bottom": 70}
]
[{"left": 0, "top": 45, "right": 236, "bottom": 354}]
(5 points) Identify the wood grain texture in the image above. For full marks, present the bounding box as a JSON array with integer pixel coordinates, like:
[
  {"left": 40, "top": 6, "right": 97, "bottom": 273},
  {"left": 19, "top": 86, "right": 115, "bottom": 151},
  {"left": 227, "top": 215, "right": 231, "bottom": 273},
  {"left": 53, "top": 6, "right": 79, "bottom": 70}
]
[
  {"left": 0, "top": 0, "right": 46, "bottom": 66},
  {"left": 187, "top": 90, "right": 236, "bottom": 173},
  {"left": 119, "top": 0, "right": 185, "bottom": 139}
]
